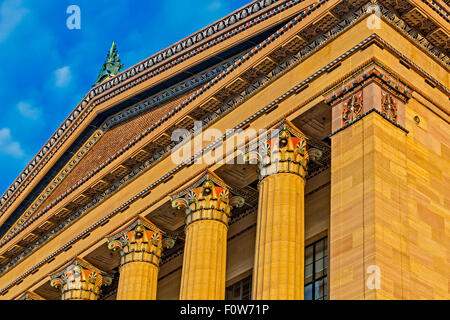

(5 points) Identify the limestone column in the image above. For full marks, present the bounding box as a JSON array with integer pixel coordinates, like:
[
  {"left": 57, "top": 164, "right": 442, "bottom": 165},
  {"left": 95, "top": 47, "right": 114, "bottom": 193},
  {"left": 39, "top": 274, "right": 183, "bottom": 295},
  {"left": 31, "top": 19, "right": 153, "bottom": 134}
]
[
  {"left": 250, "top": 120, "right": 310, "bottom": 300},
  {"left": 171, "top": 170, "right": 244, "bottom": 300},
  {"left": 107, "top": 217, "right": 175, "bottom": 300},
  {"left": 50, "top": 258, "right": 112, "bottom": 300}
]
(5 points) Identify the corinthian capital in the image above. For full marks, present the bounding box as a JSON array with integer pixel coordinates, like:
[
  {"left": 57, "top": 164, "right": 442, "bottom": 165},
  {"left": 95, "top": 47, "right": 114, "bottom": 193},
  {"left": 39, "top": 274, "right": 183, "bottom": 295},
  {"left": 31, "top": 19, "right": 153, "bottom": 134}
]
[
  {"left": 246, "top": 120, "right": 310, "bottom": 180},
  {"left": 49, "top": 258, "right": 112, "bottom": 300},
  {"left": 107, "top": 217, "right": 176, "bottom": 267},
  {"left": 171, "top": 170, "right": 244, "bottom": 226}
]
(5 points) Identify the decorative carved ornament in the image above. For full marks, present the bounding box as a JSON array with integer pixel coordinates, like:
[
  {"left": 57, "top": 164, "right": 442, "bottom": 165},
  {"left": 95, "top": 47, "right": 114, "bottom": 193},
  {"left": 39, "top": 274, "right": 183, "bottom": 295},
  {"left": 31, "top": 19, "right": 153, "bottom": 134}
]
[
  {"left": 107, "top": 217, "right": 175, "bottom": 267},
  {"left": 171, "top": 171, "right": 244, "bottom": 226},
  {"left": 381, "top": 92, "right": 398, "bottom": 123},
  {"left": 342, "top": 91, "right": 363, "bottom": 125},
  {"left": 246, "top": 120, "right": 310, "bottom": 180},
  {"left": 3, "top": 9, "right": 449, "bottom": 288},
  {"left": 2, "top": 0, "right": 448, "bottom": 224},
  {"left": 49, "top": 258, "right": 112, "bottom": 300}
]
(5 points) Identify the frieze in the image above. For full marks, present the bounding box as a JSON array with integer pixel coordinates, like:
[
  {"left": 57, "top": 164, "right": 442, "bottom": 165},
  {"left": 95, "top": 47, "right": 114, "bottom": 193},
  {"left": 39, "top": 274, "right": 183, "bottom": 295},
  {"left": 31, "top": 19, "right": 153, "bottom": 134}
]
[
  {"left": 380, "top": 4, "right": 449, "bottom": 63},
  {"left": 381, "top": 91, "right": 398, "bottom": 123},
  {"left": 329, "top": 107, "right": 409, "bottom": 137},
  {"left": 324, "top": 64, "right": 413, "bottom": 106},
  {"left": 343, "top": 91, "right": 364, "bottom": 125},
  {"left": 0, "top": 31, "right": 440, "bottom": 268},
  {"left": 0, "top": 54, "right": 388, "bottom": 293},
  {"left": 4, "top": 50, "right": 426, "bottom": 268},
  {"left": 0, "top": 1, "right": 343, "bottom": 282}
]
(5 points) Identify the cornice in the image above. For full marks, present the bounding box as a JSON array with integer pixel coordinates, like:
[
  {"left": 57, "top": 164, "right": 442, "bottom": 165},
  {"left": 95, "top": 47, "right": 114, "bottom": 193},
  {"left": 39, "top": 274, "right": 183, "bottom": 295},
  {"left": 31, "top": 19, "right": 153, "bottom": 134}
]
[
  {"left": 0, "top": 0, "right": 334, "bottom": 250},
  {"left": 417, "top": 0, "right": 449, "bottom": 21},
  {"left": 0, "top": 0, "right": 350, "bottom": 289},
  {"left": 170, "top": 170, "right": 231, "bottom": 201},
  {"left": 324, "top": 64, "right": 413, "bottom": 106}
]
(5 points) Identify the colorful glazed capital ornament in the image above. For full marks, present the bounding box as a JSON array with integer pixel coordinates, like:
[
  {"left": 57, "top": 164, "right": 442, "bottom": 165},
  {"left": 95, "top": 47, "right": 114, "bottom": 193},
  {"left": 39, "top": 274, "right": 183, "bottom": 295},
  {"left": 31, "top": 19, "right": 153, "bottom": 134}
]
[
  {"left": 107, "top": 217, "right": 176, "bottom": 267},
  {"left": 49, "top": 258, "right": 112, "bottom": 300},
  {"left": 171, "top": 170, "right": 244, "bottom": 226},
  {"left": 246, "top": 120, "right": 310, "bottom": 180}
]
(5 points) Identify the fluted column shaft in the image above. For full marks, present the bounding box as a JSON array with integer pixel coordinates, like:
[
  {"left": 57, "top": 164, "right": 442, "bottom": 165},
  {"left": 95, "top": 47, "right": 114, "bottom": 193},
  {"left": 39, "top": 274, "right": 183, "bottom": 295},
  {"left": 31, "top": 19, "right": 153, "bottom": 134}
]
[
  {"left": 180, "top": 217, "right": 228, "bottom": 299},
  {"left": 172, "top": 170, "right": 243, "bottom": 300},
  {"left": 253, "top": 173, "right": 305, "bottom": 299},
  {"left": 250, "top": 120, "right": 309, "bottom": 300},
  {"left": 116, "top": 257, "right": 160, "bottom": 300}
]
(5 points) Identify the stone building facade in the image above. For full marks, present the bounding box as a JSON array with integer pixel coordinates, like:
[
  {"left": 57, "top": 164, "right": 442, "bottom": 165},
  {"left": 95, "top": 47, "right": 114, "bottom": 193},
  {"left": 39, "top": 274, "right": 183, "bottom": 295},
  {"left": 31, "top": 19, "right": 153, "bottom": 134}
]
[{"left": 0, "top": 0, "right": 448, "bottom": 300}]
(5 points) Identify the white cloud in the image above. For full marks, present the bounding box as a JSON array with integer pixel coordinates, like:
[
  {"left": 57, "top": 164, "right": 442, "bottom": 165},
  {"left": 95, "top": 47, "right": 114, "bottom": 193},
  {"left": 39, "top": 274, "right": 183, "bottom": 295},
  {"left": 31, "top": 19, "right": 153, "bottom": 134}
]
[
  {"left": 207, "top": 0, "right": 223, "bottom": 11},
  {"left": 54, "top": 66, "right": 72, "bottom": 87},
  {"left": 0, "top": 128, "right": 25, "bottom": 158},
  {"left": 17, "top": 101, "right": 41, "bottom": 120},
  {"left": 0, "top": 0, "right": 28, "bottom": 43}
]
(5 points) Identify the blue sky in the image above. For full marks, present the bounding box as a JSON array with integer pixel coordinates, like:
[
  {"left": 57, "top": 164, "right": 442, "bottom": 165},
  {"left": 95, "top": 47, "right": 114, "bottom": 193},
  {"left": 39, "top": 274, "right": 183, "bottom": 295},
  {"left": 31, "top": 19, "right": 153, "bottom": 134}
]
[{"left": 0, "top": 0, "right": 249, "bottom": 194}]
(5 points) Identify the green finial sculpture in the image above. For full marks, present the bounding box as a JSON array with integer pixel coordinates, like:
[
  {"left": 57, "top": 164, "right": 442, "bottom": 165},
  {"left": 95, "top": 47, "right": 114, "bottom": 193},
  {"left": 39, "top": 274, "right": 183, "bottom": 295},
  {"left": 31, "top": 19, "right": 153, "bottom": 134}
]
[{"left": 93, "top": 41, "right": 124, "bottom": 86}]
